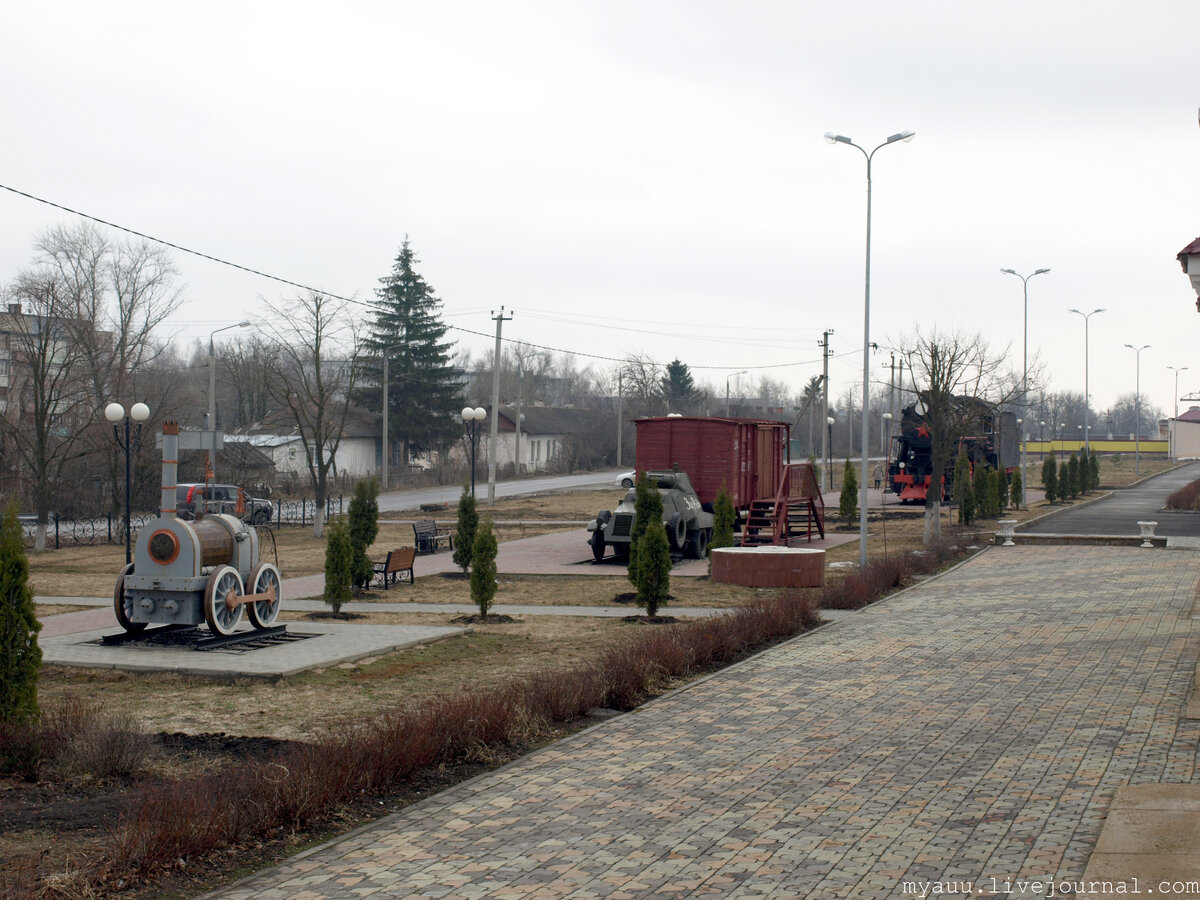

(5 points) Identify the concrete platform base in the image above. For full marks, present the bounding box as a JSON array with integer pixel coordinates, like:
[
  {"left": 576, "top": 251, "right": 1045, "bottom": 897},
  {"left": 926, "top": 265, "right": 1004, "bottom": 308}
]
[
  {"left": 711, "top": 546, "right": 825, "bottom": 588},
  {"left": 1003, "top": 532, "right": 1169, "bottom": 548},
  {"left": 39, "top": 621, "right": 470, "bottom": 679}
]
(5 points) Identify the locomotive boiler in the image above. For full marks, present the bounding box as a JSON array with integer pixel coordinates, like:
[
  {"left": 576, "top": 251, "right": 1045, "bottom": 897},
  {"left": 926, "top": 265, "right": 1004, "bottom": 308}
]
[{"left": 112, "top": 421, "right": 282, "bottom": 636}]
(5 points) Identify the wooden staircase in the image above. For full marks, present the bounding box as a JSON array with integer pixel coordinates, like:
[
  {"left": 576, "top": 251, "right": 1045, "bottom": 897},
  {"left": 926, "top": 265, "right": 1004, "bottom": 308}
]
[{"left": 737, "top": 463, "right": 825, "bottom": 547}]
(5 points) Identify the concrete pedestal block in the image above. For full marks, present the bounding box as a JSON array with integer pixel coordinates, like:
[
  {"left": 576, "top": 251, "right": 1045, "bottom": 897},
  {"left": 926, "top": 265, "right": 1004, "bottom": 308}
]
[{"left": 711, "top": 546, "right": 825, "bottom": 588}]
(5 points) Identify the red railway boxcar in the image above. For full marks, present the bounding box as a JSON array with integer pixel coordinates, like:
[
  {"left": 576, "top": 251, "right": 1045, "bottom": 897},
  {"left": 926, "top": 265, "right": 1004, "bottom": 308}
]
[{"left": 633, "top": 416, "right": 824, "bottom": 544}]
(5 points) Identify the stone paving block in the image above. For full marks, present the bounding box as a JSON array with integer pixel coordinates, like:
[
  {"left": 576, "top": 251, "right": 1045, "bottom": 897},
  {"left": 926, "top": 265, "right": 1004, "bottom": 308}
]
[{"left": 207, "top": 547, "right": 1200, "bottom": 899}]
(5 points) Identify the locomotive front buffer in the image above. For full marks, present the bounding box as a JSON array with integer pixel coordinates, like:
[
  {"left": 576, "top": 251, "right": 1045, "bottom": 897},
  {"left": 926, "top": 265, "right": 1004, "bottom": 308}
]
[{"left": 113, "top": 421, "right": 282, "bottom": 636}]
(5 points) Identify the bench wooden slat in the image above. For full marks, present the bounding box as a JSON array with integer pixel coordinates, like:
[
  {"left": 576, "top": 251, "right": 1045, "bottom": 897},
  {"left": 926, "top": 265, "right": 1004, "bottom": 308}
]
[
  {"left": 372, "top": 546, "right": 415, "bottom": 588},
  {"left": 413, "top": 519, "right": 453, "bottom": 554}
]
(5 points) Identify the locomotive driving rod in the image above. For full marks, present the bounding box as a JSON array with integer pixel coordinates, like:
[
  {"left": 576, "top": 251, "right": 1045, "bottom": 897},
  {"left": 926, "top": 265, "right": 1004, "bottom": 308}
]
[{"left": 224, "top": 583, "right": 276, "bottom": 610}]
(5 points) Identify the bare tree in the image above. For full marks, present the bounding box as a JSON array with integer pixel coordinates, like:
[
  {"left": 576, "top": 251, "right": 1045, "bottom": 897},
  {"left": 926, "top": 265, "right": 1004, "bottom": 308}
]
[
  {"left": 218, "top": 334, "right": 275, "bottom": 428},
  {"left": 2, "top": 272, "right": 98, "bottom": 550},
  {"left": 28, "top": 224, "right": 184, "bottom": 519},
  {"left": 264, "top": 292, "right": 360, "bottom": 538},
  {"left": 898, "top": 328, "right": 1015, "bottom": 545}
]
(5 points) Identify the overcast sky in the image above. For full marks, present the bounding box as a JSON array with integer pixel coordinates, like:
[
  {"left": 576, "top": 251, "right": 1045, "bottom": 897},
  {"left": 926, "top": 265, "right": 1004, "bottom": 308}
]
[{"left": 2, "top": 1, "right": 1198, "bottom": 432}]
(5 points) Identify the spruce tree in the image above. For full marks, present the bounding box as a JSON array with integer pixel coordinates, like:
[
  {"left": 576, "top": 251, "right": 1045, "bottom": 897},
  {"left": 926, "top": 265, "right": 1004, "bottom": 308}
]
[
  {"left": 358, "top": 239, "right": 462, "bottom": 466},
  {"left": 1043, "top": 454, "right": 1058, "bottom": 504},
  {"left": 347, "top": 477, "right": 380, "bottom": 590},
  {"left": 660, "top": 359, "right": 699, "bottom": 413},
  {"left": 0, "top": 503, "right": 40, "bottom": 728},
  {"left": 452, "top": 485, "right": 479, "bottom": 574},
  {"left": 470, "top": 518, "right": 498, "bottom": 617},
  {"left": 839, "top": 460, "right": 858, "bottom": 524},
  {"left": 323, "top": 516, "right": 353, "bottom": 614},
  {"left": 627, "top": 471, "right": 663, "bottom": 587}
]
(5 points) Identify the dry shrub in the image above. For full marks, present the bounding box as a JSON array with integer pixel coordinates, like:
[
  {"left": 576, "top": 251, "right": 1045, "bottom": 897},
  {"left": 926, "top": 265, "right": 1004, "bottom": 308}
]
[
  {"left": 43, "top": 697, "right": 153, "bottom": 779},
  {"left": 0, "top": 718, "right": 41, "bottom": 781},
  {"left": 1168, "top": 479, "right": 1200, "bottom": 510}
]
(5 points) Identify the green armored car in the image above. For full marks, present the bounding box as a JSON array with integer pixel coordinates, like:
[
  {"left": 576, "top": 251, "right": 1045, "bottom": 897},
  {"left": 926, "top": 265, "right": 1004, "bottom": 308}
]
[{"left": 587, "top": 469, "right": 714, "bottom": 563}]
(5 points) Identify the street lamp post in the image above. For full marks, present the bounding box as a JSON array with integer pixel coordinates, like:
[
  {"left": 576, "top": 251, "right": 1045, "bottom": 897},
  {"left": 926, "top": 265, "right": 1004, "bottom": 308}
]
[
  {"left": 825, "top": 127, "right": 916, "bottom": 570},
  {"left": 208, "top": 320, "right": 251, "bottom": 481},
  {"left": 1124, "top": 343, "right": 1150, "bottom": 475},
  {"left": 1168, "top": 365, "right": 1188, "bottom": 459},
  {"left": 461, "top": 407, "right": 487, "bottom": 497},
  {"left": 725, "top": 370, "right": 747, "bottom": 416},
  {"left": 826, "top": 416, "right": 835, "bottom": 494},
  {"left": 105, "top": 401, "right": 151, "bottom": 566},
  {"left": 1001, "top": 267, "right": 1050, "bottom": 509},
  {"left": 1067, "top": 308, "right": 1105, "bottom": 452}
]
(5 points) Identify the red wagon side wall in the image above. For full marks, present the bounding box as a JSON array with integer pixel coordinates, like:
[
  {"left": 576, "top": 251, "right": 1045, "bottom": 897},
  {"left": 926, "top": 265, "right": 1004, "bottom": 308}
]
[{"left": 634, "top": 416, "right": 789, "bottom": 508}]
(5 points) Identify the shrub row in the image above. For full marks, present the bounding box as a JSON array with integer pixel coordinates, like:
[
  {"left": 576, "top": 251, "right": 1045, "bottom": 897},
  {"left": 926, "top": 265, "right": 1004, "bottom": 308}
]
[
  {"left": 818, "top": 539, "right": 975, "bottom": 610},
  {"left": 1167, "top": 478, "right": 1200, "bottom": 510}
]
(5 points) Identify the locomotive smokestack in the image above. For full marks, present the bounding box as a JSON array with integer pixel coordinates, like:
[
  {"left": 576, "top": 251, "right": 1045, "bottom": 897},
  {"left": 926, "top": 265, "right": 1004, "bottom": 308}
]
[{"left": 161, "top": 421, "right": 179, "bottom": 518}]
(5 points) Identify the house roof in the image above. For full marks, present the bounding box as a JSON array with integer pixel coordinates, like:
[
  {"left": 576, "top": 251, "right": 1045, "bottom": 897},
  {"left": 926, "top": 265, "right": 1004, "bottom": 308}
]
[
  {"left": 1177, "top": 406, "right": 1200, "bottom": 423},
  {"left": 497, "top": 405, "right": 594, "bottom": 435},
  {"left": 236, "top": 405, "right": 382, "bottom": 439},
  {"left": 1178, "top": 237, "right": 1200, "bottom": 267}
]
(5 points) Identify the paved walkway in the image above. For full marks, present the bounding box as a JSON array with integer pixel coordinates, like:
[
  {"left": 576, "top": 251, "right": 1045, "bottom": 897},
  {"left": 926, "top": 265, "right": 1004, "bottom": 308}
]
[{"left": 212, "top": 545, "right": 1200, "bottom": 899}]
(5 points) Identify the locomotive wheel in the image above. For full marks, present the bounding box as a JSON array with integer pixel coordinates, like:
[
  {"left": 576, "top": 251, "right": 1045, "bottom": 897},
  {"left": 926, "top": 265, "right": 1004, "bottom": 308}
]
[
  {"left": 245, "top": 562, "right": 282, "bottom": 629},
  {"left": 204, "top": 565, "right": 245, "bottom": 636},
  {"left": 590, "top": 529, "right": 606, "bottom": 562},
  {"left": 113, "top": 563, "right": 147, "bottom": 633}
]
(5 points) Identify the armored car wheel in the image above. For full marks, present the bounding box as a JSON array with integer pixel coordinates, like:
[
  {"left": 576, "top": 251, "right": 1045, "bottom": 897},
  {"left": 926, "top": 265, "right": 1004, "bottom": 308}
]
[
  {"left": 113, "top": 563, "right": 147, "bottom": 633},
  {"left": 245, "top": 562, "right": 282, "bottom": 628},
  {"left": 688, "top": 527, "right": 709, "bottom": 560},
  {"left": 667, "top": 513, "right": 686, "bottom": 551},
  {"left": 204, "top": 565, "right": 245, "bottom": 636}
]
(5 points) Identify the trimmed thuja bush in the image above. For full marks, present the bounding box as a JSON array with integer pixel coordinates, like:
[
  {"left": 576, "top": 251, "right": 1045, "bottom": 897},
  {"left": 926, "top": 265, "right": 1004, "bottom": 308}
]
[
  {"left": 711, "top": 486, "right": 736, "bottom": 553},
  {"left": 0, "top": 503, "right": 41, "bottom": 779},
  {"left": 452, "top": 484, "right": 479, "bottom": 574},
  {"left": 470, "top": 518, "right": 498, "bottom": 616},
  {"left": 348, "top": 477, "right": 380, "bottom": 590},
  {"left": 323, "top": 516, "right": 353, "bottom": 614},
  {"left": 839, "top": 460, "right": 858, "bottom": 523},
  {"left": 627, "top": 471, "right": 663, "bottom": 587},
  {"left": 1042, "top": 454, "right": 1058, "bottom": 504}
]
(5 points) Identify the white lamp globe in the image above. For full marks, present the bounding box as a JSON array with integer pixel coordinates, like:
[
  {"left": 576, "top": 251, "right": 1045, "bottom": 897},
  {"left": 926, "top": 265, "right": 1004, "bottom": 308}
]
[
  {"left": 104, "top": 402, "right": 125, "bottom": 423},
  {"left": 130, "top": 402, "right": 150, "bottom": 422}
]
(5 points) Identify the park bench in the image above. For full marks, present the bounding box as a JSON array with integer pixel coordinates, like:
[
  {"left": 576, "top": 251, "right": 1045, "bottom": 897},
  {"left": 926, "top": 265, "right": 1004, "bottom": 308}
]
[
  {"left": 372, "top": 546, "right": 416, "bottom": 589},
  {"left": 413, "top": 519, "right": 453, "bottom": 555}
]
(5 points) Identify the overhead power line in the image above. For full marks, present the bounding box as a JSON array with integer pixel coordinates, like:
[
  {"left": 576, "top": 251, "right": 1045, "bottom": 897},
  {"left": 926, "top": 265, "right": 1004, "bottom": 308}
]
[{"left": 0, "top": 181, "right": 845, "bottom": 375}]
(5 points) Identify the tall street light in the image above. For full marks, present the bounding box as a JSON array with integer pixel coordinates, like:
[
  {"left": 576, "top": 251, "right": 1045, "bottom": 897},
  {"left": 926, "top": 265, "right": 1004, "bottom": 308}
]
[
  {"left": 824, "top": 127, "right": 916, "bottom": 571},
  {"left": 725, "top": 370, "right": 747, "bottom": 416},
  {"left": 381, "top": 343, "right": 404, "bottom": 491},
  {"left": 1067, "top": 308, "right": 1105, "bottom": 452},
  {"left": 461, "top": 407, "right": 487, "bottom": 497},
  {"left": 1001, "top": 267, "right": 1050, "bottom": 508},
  {"left": 208, "top": 320, "right": 251, "bottom": 481},
  {"left": 1168, "top": 365, "right": 1188, "bottom": 459},
  {"left": 105, "top": 401, "right": 150, "bottom": 566},
  {"left": 1124, "top": 343, "right": 1150, "bottom": 475}
]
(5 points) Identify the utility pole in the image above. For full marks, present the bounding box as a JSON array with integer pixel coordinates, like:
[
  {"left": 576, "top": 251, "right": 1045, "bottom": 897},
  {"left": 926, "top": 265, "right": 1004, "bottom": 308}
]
[
  {"left": 487, "top": 306, "right": 512, "bottom": 507},
  {"left": 819, "top": 329, "right": 834, "bottom": 490},
  {"left": 616, "top": 369, "right": 623, "bottom": 468}
]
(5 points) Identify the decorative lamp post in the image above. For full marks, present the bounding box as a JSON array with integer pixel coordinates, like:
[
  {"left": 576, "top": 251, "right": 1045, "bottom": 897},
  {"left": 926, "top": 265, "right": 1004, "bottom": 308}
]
[
  {"left": 725, "top": 370, "right": 747, "bottom": 416},
  {"left": 1016, "top": 418, "right": 1024, "bottom": 506},
  {"left": 208, "top": 320, "right": 251, "bottom": 480},
  {"left": 824, "top": 127, "right": 916, "bottom": 571},
  {"left": 1001, "top": 267, "right": 1049, "bottom": 509},
  {"left": 881, "top": 411, "right": 893, "bottom": 454},
  {"left": 826, "top": 416, "right": 835, "bottom": 492},
  {"left": 1124, "top": 343, "right": 1150, "bottom": 475},
  {"left": 461, "top": 407, "right": 487, "bottom": 497},
  {"left": 1067, "top": 308, "right": 1105, "bottom": 452},
  {"left": 1168, "top": 365, "right": 1188, "bottom": 459},
  {"left": 105, "top": 401, "right": 151, "bottom": 565}
]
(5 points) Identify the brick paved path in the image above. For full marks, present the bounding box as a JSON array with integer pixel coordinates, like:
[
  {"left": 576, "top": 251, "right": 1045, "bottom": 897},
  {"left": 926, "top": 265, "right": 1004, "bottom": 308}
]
[{"left": 215, "top": 547, "right": 1200, "bottom": 899}]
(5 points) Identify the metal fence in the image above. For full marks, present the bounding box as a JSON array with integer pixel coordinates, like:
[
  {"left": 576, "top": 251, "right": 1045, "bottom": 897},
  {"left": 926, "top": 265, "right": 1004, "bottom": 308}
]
[{"left": 20, "top": 495, "right": 344, "bottom": 549}]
